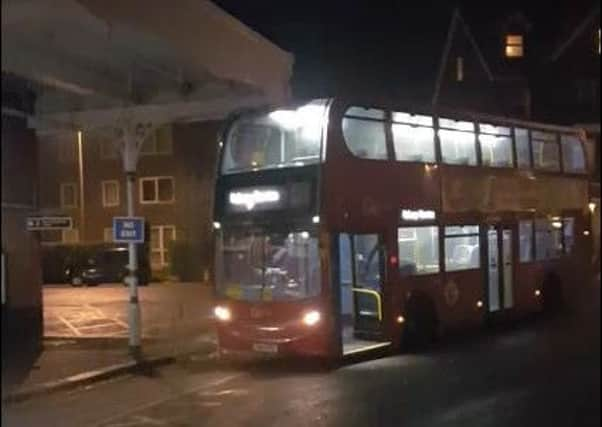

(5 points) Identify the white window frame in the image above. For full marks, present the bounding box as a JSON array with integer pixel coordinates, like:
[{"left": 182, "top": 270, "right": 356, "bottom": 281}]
[
  {"left": 139, "top": 125, "right": 173, "bottom": 156},
  {"left": 505, "top": 34, "right": 524, "bottom": 58},
  {"left": 60, "top": 182, "right": 78, "bottom": 208},
  {"left": 102, "top": 180, "right": 120, "bottom": 207},
  {"left": 103, "top": 227, "right": 114, "bottom": 243},
  {"left": 150, "top": 225, "right": 176, "bottom": 268},
  {"left": 139, "top": 176, "right": 175, "bottom": 204}
]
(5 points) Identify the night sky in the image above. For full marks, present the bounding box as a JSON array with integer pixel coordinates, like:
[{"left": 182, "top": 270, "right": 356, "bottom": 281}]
[{"left": 213, "top": 1, "right": 596, "bottom": 101}]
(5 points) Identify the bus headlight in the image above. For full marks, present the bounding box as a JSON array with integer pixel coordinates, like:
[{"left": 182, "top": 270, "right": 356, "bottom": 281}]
[
  {"left": 214, "top": 306, "right": 231, "bottom": 321},
  {"left": 302, "top": 310, "right": 321, "bottom": 326}
]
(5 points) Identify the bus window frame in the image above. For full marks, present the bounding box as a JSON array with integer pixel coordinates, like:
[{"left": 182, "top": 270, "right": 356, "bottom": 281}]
[{"left": 397, "top": 216, "right": 441, "bottom": 277}]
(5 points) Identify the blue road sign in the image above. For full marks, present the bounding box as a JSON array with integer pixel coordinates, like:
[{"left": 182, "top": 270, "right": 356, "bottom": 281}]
[{"left": 113, "top": 217, "right": 145, "bottom": 243}]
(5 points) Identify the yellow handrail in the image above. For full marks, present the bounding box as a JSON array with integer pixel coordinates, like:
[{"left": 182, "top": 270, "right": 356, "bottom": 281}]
[{"left": 352, "top": 287, "right": 382, "bottom": 321}]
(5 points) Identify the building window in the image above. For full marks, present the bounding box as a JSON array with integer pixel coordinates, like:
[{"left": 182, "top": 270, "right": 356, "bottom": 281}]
[
  {"left": 478, "top": 123, "right": 513, "bottom": 168},
  {"left": 560, "top": 135, "right": 586, "bottom": 174},
  {"left": 515, "top": 128, "right": 531, "bottom": 169},
  {"left": 100, "top": 140, "right": 120, "bottom": 159},
  {"left": 505, "top": 34, "right": 524, "bottom": 58},
  {"left": 139, "top": 177, "right": 175, "bottom": 204},
  {"left": 444, "top": 225, "right": 480, "bottom": 271},
  {"left": 103, "top": 227, "right": 113, "bottom": 243},
  {"left": 438, "top": 118, "right": 477, "bottom": 166},
  {"left": 391, "top": 113, "right": 436, "bottom": 163},
  {"left": 532, "top": 131, "right": 560, "bottom": 172},
  {"left": 150, "top": 225, "right": 176, "bottom": 268},
  {"left": 60, "top": 183, "right": 78, "bottom": 208},
  {"left": 102, "top": 180, "right": 120, "bottom": 207},
  {"left": 342, "top": 107, "right": 388, "bottom": 160},
  {"left": 456, "top": 56, "right": 464, "bottom": 82},
  {"left": 398, "top": 226, "right": 439, "bottom": 276},
  {"left": 139, "top": 125, "right": 173, "bottom": 156},
  {"left": 519, "top": 220, "right": 534, "bottom": 262}
]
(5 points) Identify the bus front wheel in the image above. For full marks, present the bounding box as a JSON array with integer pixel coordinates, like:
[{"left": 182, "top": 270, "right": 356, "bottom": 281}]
[{"left": 402, "top": 295, "right": 438, "bottom": 352}]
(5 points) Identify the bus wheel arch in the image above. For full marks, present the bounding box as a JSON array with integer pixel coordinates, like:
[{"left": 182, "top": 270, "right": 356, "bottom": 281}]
[
  {"left": 402, "top": 292, "right": 439, "bottom": 351},
  {"left": 541, "top": 271, "right": 564, "bottom": 314}
]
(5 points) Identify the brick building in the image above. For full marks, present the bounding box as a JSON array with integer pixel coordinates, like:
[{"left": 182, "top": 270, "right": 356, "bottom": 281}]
[{"left": 37, "top": 121, "right": 222, "bottom": 280}]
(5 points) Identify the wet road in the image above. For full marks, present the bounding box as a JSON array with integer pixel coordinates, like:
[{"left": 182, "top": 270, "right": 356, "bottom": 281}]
[{"left": 5, "top": 286, "right": 599, "bottom": 427}]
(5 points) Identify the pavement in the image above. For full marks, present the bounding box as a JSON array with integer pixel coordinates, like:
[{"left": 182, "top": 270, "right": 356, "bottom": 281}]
[
  {"left": 1, "top": 282, "right": 217, "bottom": 403},
  {"left": 43, "top": 282, "right": 214, "bottom": 339},
  {"left": 2, "top": 279, "right": 599, "bottom": 426}
]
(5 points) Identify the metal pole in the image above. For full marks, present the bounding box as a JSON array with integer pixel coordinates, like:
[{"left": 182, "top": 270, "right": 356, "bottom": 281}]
[
  {"left": 77, "top": 130, "right": 85, "bottom": 241},
  {"left": 126, "top": 171, "right": 141, "bottom": 358}
]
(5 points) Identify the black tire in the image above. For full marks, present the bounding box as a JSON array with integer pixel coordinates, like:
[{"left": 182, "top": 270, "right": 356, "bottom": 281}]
[{"left": 402, "top": 296, "right": 438, "bottom": 352}]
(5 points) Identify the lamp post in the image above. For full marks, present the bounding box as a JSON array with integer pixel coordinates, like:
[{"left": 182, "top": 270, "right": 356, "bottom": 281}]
[{"left": 77, "top": 130, "right": 85, "bottom": 241}]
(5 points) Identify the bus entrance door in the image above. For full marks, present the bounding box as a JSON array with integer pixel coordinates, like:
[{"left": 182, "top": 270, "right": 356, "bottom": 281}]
[
  {"left": 486, "top": 225, "right": 514, "bottom": 313},
  {"left": 336, "top": 233, "right": 389, "bottom": 355}
]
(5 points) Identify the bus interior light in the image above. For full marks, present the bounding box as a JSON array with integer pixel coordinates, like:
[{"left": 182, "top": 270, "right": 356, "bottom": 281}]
[
  {"left": 589, "top": 202, "right": 596, "bottom": 213},
  {"left": 312, "top": 215, "right": 320, "bottom": 224},
  {"left": 476, "top": 300, "right": 483, "bottom": 308},
  {"left": 396, "top": 315, "right": 405, "bottom": 324},
  {"left": 551, "top": 221, "right": 562, "bottom": 229},
  {"left": 213, "top": 222, "right": 221, "bottom": 230},
  {"left": 584, "top": 230, "right": 590, "bottom": 236},
  {"left": 534, "top": 289, "right": 541, "bottom": 297},
  {"left": 214, "top": 306, "right": 231, "bottom": 321}
]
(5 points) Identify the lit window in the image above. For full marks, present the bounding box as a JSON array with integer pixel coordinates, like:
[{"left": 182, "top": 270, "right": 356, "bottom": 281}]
[
  {"left": 438, "top": 118, "right": 477, "bottom": 166},
  {"left": 398, "top": 226, "right": 439, "bottom": 276},
  {"left": 342, "top": 107, "right": 388, "bottom": 160},
  {"left": 515, "top": 128, "right": 531, "bottom": 169},
  {"left": 391, "top": 113, "right": 436, "bottom": 163},
  {"left": 139, "top": 177, "right": 175, "bottom": 204},
  {"left": 444, "top": 225, "right": 480, "bottom": 271},
  {"left": 456, "top": 56, "right": 464, "bottom": 82},
  {"left": 505, "top": 34, "right": 524, "bottom": 58},
  {"left": 102, "top": 180, "right": 120, "bottom": 207},
  {"left": 532, "top": 131, "right": 560, "bottom": 171},
  {"left": 478, "top": 123, "right": 513, "bottom": 168},
  {"left": 561, "top": 135, "right": 586, "bottom": 174}
]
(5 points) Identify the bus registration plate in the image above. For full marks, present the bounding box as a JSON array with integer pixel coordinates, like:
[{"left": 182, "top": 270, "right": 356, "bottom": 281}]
[{"left": 253, "top": 343, "right": 278, "bottom": 353}]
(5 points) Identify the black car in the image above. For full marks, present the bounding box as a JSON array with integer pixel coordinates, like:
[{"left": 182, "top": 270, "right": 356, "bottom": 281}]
[{"left": 43, "top": 243, "right": 150, "bottom": 286}]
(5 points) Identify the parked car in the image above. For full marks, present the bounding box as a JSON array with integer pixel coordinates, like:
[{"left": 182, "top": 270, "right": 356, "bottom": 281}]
[{"left": 43, "top": 243, "right": 150, "bottom": 286}]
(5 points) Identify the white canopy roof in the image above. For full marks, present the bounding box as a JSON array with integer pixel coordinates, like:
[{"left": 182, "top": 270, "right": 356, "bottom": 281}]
[{"left": 2, "top": 0, "right": 293, "bottom": 130}]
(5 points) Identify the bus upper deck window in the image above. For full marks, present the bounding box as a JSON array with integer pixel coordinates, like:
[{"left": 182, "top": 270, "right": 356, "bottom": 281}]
[
  {"left": 391, "top": 112, "right": 436, "bottom": 163},
  {"left": 560, "top": 135, "right": 586, "bottom": 174},
  {"left": 342, "top": 107, "right": 387, "bottom": 160},
  {"left": 438, "top": 118, "right": 477, "bottom": 166},
  {"left": 532, "top": 131, "right": 560, "bottom": 172},
  {"left": 221, "top": 100, "right": 327, "bottom": 174},
  {"left": 478, "top": 123, "right": 513, "bottom": 168},
  {"left": 515, "top": 128, "right": 531, "bottom": 169}
]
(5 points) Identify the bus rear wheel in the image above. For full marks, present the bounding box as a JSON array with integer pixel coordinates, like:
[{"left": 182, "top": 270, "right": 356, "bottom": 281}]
[
  {"left": 542, "top": 273, "right": 564, "bottom": 315},
  {"left": 402, "top": 297, "right": 438, "bottom": 352}
]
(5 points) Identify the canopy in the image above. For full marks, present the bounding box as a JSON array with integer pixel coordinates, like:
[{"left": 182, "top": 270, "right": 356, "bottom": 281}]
[{"left": 2, "top": 0, "right": 293, "bottom": 130}]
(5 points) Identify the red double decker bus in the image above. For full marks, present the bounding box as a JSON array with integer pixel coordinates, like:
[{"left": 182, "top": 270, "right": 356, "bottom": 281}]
[{"left": 212, "top": 98, "right": 593, "bottom": 360}]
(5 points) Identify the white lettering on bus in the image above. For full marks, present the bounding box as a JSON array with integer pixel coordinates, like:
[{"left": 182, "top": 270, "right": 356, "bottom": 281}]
[
  {"left": 229, "top": 190, "right": 281, "bottom": 211},
  {"left": 401, "top": 209, "right": 436, "bottom": 221}
]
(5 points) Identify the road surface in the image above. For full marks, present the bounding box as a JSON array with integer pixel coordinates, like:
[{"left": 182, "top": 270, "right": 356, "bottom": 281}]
[{"left": 5, "top": 284, "right": 599, "bottom": 427}]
